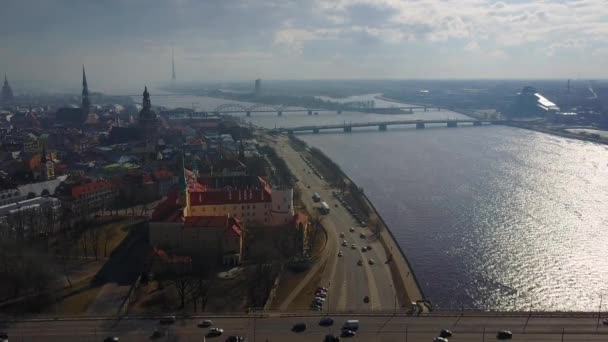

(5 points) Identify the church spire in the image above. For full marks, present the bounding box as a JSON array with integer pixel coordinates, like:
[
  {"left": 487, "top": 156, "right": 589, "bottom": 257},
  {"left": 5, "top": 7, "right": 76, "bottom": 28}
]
[
  {"left": 142, "top": 85, "right": 151, "bottom": 112},
  {"left": 1, "top": 73, "right": 14, "bottom": 103},
  {"left": 81, "top": 65, "right": 90, "bottom": 112}
]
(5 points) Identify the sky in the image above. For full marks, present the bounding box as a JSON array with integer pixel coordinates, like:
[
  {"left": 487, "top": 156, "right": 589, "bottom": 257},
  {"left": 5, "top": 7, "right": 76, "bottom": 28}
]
[{"left": 1, "top": 0, "right": 607, "bottom": 92}]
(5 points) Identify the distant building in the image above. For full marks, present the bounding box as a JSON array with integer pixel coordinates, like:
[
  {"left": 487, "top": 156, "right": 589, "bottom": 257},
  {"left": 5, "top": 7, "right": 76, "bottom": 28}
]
[
  {"left": 255, "top": 79, "right": 261, "bottom": 96},
  {"left": 59, "top": 179, "right": 118, "bottom": 216},
  {"left": 1, "top": 74, "right": 14, "bottom": 104},
  {"left": 512, "top": 86, "right": 560, "bottom": 116},
  {"left": 0, "top": 196, "right": 62, "bottom": 241}
]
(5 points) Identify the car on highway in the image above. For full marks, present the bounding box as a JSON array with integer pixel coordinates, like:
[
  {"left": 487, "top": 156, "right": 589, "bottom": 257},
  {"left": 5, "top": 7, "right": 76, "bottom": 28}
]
[
  {"left": 340, "top": 232, "right": 345, "bottom": 237},
  {"left": 340, "top": 329, "right": 356, "bottom": 337},
  {"left": 433, "top": 337, "right": 448, "bottom": 342},
  {"left": 103, "top": 337, "right": 119, "bottom": 342},
  {"left": 207, "top": 328, "right": 224, "bottom": 337},
  {"left": 342, "top": 240, "right": 348, "bottom": 246},
  {"left": 316, "top": 292, "right": 327, "bottom": 298},
  {"left": 363, "top": 296, "right": 370, "bottom": 303},
  {"left": 315, "top": 296, "right": 326, "bottom": 302},
  {"left": 368, "top": 259, "right": 375, "bottom": 265},
  {"left": 351, "top": 243, "right": 357, "bottom": 249},
  {"left": 198, "top": 319, "right": 213, "bottom": 327},
  {"left": 225, "top": 336, "right": 245, "bottom": 342},
  {"left": 338, "top": 251, "right": 343, "bottom": 257},
  {"left": 159, "top": 316, "right": 176, "bottom": 325},
  {"left": 440, "top": 329, "right": 453, "bottom": 338},
  {"left": 496, "top": 330, "right": 513, "bottom": 339},
  {"left": 366, "top": 245, "right": 371, "bottom": 250},
  {"left": 317, "top": 287, "right": 328, "bottom": 292},
  {"left": 324, "top": 334, "right": 340, "bottom": 342},
  {"left": 349, "top": 227, "right": 355, "bottom": 232},
  {"left": 292, "top": 323, "right": 307, "bottom": 332},
  {"left": 359, "top": 233, "right": 366, "bottom": 239},
  {"left": 319, "top": 317, "right": 334, "bottom": 326},
  {"left": 361, "top": 246, "right": 367, "bottom": 252},
  {"left": 357, "top": 260, "right": 363, "bottom": 266}
]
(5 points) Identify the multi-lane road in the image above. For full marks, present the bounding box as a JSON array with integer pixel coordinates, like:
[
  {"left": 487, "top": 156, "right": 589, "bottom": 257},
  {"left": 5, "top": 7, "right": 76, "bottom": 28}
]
[
  {"left": 272, "top": 136, "right": 407, "bottom": 313},
  {"left": 4, "top": 314, "right": 608, "bottom": 341}
]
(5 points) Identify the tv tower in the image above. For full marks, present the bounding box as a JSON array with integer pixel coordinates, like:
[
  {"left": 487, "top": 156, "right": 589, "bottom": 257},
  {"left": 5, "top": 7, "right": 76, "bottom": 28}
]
[{"left": 171, "top": 48, "right": 176, "bottom": 81}]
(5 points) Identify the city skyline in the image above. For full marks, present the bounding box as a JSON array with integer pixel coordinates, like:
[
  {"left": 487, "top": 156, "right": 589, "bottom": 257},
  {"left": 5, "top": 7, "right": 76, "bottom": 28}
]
[{"left": 1, "top": 0, "right": 607, "bottom": 91}]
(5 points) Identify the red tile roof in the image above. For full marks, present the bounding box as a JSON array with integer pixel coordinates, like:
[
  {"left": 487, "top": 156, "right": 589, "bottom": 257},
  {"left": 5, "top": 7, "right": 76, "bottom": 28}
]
[{"left": 71, "top": 180, "right": 113, "bottom": 198}]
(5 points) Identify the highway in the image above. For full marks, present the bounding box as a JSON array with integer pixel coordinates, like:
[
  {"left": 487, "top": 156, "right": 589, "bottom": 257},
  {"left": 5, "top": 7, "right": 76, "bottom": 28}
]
[
  {"left": 272, "top": 136, "right": 402, "bottom": 313},
  {"left": 4, "top": 314, "right": 608, "bottom": 341}
]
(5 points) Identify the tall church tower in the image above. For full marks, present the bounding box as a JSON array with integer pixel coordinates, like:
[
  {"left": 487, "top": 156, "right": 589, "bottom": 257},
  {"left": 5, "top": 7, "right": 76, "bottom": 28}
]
[
  {"left": 82, "top": 65, "right": 91, "bottom": 118},
  {"left": 1, "top": 74, "right": 14, "bottom": 104}
]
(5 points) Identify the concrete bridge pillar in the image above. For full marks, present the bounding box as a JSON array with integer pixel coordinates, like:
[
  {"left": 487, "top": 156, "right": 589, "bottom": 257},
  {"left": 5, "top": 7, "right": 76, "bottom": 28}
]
[
  {"left": 246, "top": 111, "right": 251, "bottom": 117},
  {"left": 278, "top": 111, "right": 282, "bottom": 116},
  {"left": 313, "top": 128, "right": 320, "bottom": 134},
  {"left": 379, "top": 124, "right": 387, "bottom": 131},
  {"left": 308, "top": 110, "right": 312, "bottom": 115},
  {"left": 447, "top": 121, "right": 458, "bottom": 128},
  {"left": 473, "top": 121, "right": 482, "bottom": 126},
  {"left": 344, "top": 126, "right": 352, "bottom": 133},
  {"left": 416, "top": 122, "right": 425, "bottom": 129}
]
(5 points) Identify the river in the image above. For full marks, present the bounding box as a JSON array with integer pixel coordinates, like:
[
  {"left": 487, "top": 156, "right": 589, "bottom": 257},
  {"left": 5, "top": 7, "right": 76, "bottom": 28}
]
[{"left": 151, "top": 92, "right": 608, "bottom": 311}]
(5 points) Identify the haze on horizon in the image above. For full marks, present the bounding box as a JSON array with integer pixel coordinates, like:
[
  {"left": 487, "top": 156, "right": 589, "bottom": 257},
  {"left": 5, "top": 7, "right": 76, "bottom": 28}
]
[{"left": 1, "top": 0, "right": 607, "bottom": 93}]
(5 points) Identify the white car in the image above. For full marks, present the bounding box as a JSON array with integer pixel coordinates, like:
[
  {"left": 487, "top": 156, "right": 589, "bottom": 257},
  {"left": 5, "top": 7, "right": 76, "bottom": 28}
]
[{"left": 208, "top": 328, "right": 224, "bottom": 336}]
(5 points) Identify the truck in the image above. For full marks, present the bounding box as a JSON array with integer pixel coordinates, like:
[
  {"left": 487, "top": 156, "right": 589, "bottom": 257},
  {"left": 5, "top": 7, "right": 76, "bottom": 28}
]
[{"left": 320, "top": 201, "right": 330, "bottom": 214}]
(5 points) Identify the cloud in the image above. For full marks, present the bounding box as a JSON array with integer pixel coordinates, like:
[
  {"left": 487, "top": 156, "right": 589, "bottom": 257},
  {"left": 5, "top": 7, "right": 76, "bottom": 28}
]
[{"left": 1, "top": 0, "right": 608, "bottom": 87}]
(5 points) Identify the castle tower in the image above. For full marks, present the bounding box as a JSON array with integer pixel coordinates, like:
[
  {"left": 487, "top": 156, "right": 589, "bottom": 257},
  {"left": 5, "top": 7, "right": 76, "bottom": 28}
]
[{"left": 271, "top": 187, "right": 294, "bottom": 225}]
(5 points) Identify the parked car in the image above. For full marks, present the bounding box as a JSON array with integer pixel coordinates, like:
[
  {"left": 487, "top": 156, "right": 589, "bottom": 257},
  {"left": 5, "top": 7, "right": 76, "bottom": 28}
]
[
  {"left": 225, "top": 336, "right": 245, "bottom": 342},
  {"left": 292, "top": 323, "right": 307, "bottom": 332},
  {"left": 496, "top": 330, "right": 513, "bottom": 339},
  {"left": 433, "top": 337, "right": 448, "bottom": 342},
  {"left": 319, "top": 317, "right": 334, "bottom": 326},
  {"left": 103, "top": 337, "right": 119, "bottom": 342}
]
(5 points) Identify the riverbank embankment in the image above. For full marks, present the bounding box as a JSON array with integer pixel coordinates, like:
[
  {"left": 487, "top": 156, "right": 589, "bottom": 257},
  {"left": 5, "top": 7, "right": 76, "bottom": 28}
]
[{"left": 288, "top": 134, "right": 426, "bottom": 308}]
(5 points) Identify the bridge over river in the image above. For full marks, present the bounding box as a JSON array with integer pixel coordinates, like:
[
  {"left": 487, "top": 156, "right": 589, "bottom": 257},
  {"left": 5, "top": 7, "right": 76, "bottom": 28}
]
[{"left": 272, "top": 119, "right": 503, "bottom": 134}]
